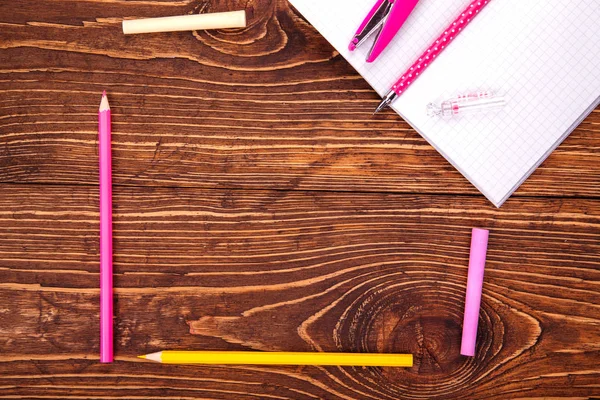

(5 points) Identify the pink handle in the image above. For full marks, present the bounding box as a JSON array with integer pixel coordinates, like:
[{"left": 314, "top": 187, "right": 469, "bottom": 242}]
[
  {"left": 460, "top": 228, "right": 489, "bottom": 357},
  {"left": 391, "top": 0, "right": 491, "bottom": 95},
  {"left": 99, "top": 108, "right": 113, "bottom": 363},
  {"left": 367, "top": 0, "right": 420, "bottom": 62}
]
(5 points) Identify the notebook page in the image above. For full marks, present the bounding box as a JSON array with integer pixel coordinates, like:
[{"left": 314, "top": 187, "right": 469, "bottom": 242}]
[{"left": 289, "top": 0, "right": 600, "bottom": 206}]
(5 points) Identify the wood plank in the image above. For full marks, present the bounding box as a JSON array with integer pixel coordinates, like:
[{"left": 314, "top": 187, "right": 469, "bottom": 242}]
[
  {"left": 0, "top": 184, "right": 598, "bottom": 399},
  {"left": 1, "top": 0, "right": 599, "bottom": 199},
  {"left": 1, "top": 0, "right": 599, "bottom": 398}
]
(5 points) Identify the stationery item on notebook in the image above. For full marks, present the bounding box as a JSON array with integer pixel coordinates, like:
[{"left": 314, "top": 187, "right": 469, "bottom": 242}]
[
  {"left": 375, "top": 0, "right": 491, "bottom": 113},
  {"left": 98, "top": 91, "right": 113, "bottom": 363},
  {"left": 122, "top": 10, "right": 247, "bottom": 35},
  {"left": 349, "top": 0, "right": 420, "bottom": 63},
  {"left": 287, "top": 0, "right": 600, "bottom": 206},
  {"left": 427, "top": 91, "right": 506, "bottom": 118},
  {"left": 139, "top": 350, "right": 413, "bottom": 367},
  {"left": 460, "top": 228, "right": 489, "bottom": 357}
]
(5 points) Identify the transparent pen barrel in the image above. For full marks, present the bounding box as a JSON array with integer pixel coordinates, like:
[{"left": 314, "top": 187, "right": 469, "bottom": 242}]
[
  {"left": 428, "top": 93, "right": 506, "bottom": 117},
  {"left": 441, "top": 96, "right": 507, "bottom": 116}
]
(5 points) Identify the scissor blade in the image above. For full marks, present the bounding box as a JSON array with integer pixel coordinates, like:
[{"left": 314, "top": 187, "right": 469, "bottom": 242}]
[{"left": 349, "top": 0, "right": 393, "bottom": 51}]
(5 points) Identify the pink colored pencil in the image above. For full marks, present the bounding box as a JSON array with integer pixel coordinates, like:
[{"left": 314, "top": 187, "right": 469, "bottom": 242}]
[{"left": 98, "top": 91, "right": 113, "bottom": 363}]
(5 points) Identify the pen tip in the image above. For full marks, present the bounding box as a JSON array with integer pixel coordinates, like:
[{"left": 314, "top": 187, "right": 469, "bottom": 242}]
[
  {"left": 373, "top": 103, "right": 386, "bottom": 115},
  {"left": 373, "top": 91, "right": 398, "bottom": 115}
]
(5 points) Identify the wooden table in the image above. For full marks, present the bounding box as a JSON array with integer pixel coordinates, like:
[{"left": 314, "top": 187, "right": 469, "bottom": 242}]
[{"left": 1, "top": 1, "right": 599, "bottom": 398}]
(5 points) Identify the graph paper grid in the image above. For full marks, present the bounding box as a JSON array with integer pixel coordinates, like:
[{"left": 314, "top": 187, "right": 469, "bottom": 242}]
[{"left": 289, "top": 0, "right": 600, "bottom": 206}]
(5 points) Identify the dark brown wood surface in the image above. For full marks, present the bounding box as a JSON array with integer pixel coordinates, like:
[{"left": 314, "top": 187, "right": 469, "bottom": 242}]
[{"left": 0, "top": 0, "right": 599, "bottom": 399}]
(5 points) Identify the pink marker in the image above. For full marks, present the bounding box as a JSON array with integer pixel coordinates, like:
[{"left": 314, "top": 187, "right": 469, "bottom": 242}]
[
  {"left": 460, "top": 228, "right": 489, "bottom": 357},
  {"left": 99, "top": 91, "right": 113, "bottom": 363}
]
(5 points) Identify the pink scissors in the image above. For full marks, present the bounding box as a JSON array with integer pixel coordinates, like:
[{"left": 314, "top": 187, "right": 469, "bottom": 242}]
[{"left": 349, "top": 0, "right": 420, "bottom": 63}]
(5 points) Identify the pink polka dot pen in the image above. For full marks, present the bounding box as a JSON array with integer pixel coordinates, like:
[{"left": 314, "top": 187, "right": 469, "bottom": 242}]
[
  {"left": 375, "top": 0, "right": 492, "bottom": 113},
  {"left": 98, "top": 91, "right": 113, "bottom": 363}
]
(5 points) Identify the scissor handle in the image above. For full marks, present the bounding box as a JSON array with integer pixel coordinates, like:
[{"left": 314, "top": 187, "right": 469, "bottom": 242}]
[{"left": 367, "top": 0, "right": 420, "bottom": 62}]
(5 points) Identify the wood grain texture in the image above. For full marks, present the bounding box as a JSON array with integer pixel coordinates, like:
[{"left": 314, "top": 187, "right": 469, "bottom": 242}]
[
  {"left": 1, "top": 0, "right": 599, "bottom": 197},
  {"left": 0, "top": 0, "right": 599, "bottom": 399},
  {"left": 0, "top": 185, "right": 599, "bottom": 399}
]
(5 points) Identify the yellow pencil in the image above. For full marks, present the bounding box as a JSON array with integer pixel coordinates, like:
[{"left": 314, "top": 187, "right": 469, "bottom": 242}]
[{"left": 138, "top": 350, "right": 413, "bottom": 367}]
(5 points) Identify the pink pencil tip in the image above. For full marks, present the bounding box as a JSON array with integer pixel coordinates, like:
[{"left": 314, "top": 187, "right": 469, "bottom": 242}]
[
  {"left": 348, "top": 43, "right": 356, "bottom": 51},
  {"left": 99, "top": 92, "right": 110, "bottom": 111}
]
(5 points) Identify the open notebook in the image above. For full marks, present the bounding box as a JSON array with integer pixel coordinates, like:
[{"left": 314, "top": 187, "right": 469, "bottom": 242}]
[{"left": 289, "top": 0, "right": 600, "bottom": 206}]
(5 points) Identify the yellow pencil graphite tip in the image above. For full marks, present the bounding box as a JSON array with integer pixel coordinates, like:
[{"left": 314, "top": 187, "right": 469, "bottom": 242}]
[{"left": 137, "top": 354, "right": 147, "bottom": 359}]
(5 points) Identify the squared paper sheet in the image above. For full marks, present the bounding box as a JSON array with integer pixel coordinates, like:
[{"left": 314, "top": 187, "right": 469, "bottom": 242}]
[{"left": 289, "top": 0, "right": 600, "bottom": 206}]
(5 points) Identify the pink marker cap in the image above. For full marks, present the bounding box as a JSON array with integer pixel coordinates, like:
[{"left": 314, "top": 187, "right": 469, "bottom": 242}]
[{"left": 460, "top": 228, "right": 489, "bottom": 357}]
